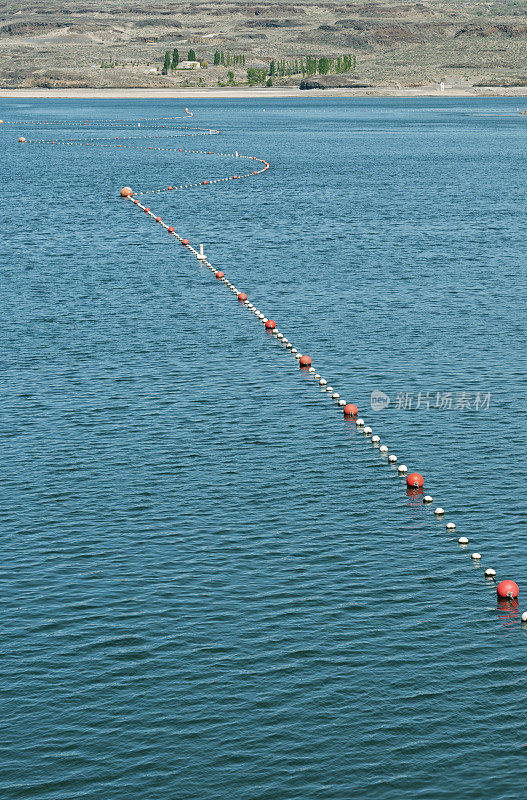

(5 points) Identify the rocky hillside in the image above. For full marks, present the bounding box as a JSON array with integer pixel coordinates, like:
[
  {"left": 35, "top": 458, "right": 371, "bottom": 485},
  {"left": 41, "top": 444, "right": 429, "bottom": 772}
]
[{"left": 1, "top": 0, "right": 526, "bottom": 89}]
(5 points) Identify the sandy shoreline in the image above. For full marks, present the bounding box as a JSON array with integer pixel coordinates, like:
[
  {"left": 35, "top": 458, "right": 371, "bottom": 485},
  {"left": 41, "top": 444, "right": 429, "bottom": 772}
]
[{"left": 1, "top": 86, "right": 526, "bottom": 100}]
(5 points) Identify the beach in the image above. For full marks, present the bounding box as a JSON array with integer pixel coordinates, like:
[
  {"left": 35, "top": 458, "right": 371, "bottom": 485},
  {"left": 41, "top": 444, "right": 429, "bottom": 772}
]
[{"left": 1, "top": 85, "right": 526, "bottom": 100}]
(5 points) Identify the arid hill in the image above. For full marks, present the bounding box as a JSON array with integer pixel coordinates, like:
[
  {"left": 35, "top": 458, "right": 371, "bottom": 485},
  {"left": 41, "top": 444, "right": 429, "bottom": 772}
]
[{"left": 1, "top": 0, "right": 526, "bottom": 89}]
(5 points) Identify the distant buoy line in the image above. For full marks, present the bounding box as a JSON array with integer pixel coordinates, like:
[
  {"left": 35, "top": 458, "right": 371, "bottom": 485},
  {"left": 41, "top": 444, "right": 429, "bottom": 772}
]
[{"left": 11, "top": 108, "right": 523, "bottom": 629}]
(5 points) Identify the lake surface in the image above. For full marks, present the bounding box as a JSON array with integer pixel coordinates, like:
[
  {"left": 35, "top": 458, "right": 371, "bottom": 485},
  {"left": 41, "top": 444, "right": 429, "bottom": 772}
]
[{"left": 1, "top": 97, "right": 526, "bottom": 799}]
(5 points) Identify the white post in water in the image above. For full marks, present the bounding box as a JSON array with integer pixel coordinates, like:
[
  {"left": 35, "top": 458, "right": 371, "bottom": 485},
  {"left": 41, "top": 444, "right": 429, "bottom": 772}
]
[
  {"left": 198, "top": 244, "right": 206, "bottom": 261},
  {"left": 235, "top": 151, "right": 238, "bottom": 157}
]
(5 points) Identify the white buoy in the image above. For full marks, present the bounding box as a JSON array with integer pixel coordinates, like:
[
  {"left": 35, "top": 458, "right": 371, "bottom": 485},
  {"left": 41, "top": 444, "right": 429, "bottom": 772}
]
[
  {"left": 471, "top": 552, "right": 482, "bottom": 560},
  {"left": 286, "top": 343, "right": 293, "bottom": 349},
  {"left": 446, "top": 522, "right": 456, "bottom": 530},
  {"left": 295, "top": 353, "right": 302, "bottom": 360},
  {"left": 371, "top": 435, "right": 380, "bottom": 444},
  {"left": 485, "top": 568, "right": 496, "bottom": 578},
  {"left": 277, "top": 333, "right": 283, "bottom": 340},
  {"left": 380, "top": 445, "right": 388, "bottom": 454},
  {"left": 319, "top": 379, "right": 327, "bottom": 386},
  {"left": 291, "top": 348, "right": 298, "bottom": 355},
  {"left": 325, "top": 386, "right": 333, "bottom": 393},
  {"left": 338, "top": 399, "right": 346, "bottom": 407},
  {"left": 363, "top": 426, "right": 373, "bottom": 436},
  {"left": 458, "top": 537, "right": 469, "bottom": 545},
  {"left": 398, "top": 464, "right": 407, "bottom": 473},
  {"left": 388, "top": 454, "right": 397, "bottom": 463},
  {"left": 282, "top": 338, "right": 288, "bottom": 345},
  {"left": 356, "top": 418, "right": 364, "bottom": 427},
  {"left": 273, "top": 329, "right": 279, "bottom": 336},
  {"left": 521, "top": 611, "right": 527, "bottom": 624},
  {"left": 434, "top": 507, "right": 445, "bottom": 516},
  {"left": 308, "top": 367, "right": 315, "bottom": 374},
  {"left": 332, "top": 393, "right": 340, "bottom": 400},
  {"left": 423, "top": 495, "right": 433, "bottom": 503}
]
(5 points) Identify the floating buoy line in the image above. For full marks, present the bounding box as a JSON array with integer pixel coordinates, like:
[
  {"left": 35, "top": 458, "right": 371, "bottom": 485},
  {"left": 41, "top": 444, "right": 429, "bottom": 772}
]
[{"left": 9, "top": 108, "right": 524, "bottom": 629}]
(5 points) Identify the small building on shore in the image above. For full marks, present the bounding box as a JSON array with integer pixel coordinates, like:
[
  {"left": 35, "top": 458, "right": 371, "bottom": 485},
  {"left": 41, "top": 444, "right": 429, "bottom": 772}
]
[{"left": 177, "top": 61, "right": 200, "bottom": 70}]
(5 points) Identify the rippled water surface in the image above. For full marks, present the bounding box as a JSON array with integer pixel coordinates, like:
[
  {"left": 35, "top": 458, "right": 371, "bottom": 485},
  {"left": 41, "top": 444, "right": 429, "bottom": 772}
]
[{"left": 1, "top": 98, "right": 526, "bottom": 799}]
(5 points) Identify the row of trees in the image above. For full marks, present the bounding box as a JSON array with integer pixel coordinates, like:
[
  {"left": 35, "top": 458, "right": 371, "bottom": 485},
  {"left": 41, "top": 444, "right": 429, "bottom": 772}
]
[
  {"left": 213, "top": 51, "right": 245, "bottom": 67},
  {"left": 161, "top": 48, "right": 357, "bottom": 81},
  {"left": 269, "top": 54, "right": 356, "bottom": 77}
]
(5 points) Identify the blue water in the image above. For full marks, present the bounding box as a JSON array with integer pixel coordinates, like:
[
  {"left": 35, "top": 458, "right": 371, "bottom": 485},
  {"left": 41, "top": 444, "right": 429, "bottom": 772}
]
[{"left": 1, "top": 97, "right": 526, "bottom": 800}]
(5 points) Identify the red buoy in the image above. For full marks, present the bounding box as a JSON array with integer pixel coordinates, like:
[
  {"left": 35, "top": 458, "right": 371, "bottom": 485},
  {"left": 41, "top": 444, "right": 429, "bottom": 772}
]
[
  {"left": 233, "top": 175, "right": 238, "bottom": 179},
  {"left": 155, "top": 216, "right": 162, "bottom": 223},
  {"left": 167, "top": 226, "right": 175, "bottom": 233},
  {"left": 168, "top": 185, "right": 173, "bottom": 190},
  {"left": 203, "top": 180, "right": 208, "bottom": 185},
  {"left": 216, "top": 271, "right": 224, "bottom": 279},
  {"left": 407, "top": 472, "right": 424, "bottom": 488},
  {"left": 181, "top": 239, "right": 189, "bottom": 246},
  {"left": 344, "top": 403, "right": 358, "bottom": 417},
  {"left": 265, "top": 320, "right": 276, "bottom": 330},
  {"left": 497, "top": 580, "right": 519, "bottom": 599},
  {"left": 120, "top": 186, "right": 133, "bottom": 197},
  {"left": 144, "top": 207, "right": 150, "bottom": 214},
  {"left": 19, "top": 137, "right": 26, "bottom": 143},
  {"left": 237, "top": 292, "right": 247, "bottom": 301},
  {"left": 299, "top": 355, "right": 312, "bottom": 367}
]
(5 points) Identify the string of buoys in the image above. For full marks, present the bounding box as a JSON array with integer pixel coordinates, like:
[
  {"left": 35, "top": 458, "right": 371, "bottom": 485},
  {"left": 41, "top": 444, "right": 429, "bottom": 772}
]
[{"left": 13, "top": 108, "right": 523, "bottom": 629}]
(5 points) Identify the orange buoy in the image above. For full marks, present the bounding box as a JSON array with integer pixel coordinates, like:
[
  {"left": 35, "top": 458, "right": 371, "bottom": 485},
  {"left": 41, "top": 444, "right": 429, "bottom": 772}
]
[
  {"left": 344, "top": 403, "right": 358, "bottom": 417},
  {"left": 216, "top": 271, "right": 224, "bottom": 279},
  {"left": 237, "top": 292, "right": 247, "bottom": 301},
  {"left": 233, "top": 175, "right": 238, "bottom": 179},
  {"left": 497, "top": 580, "right": 519, "bottom": 599},
  {"left": 265, "top": 320, "right": 276, "bottom": 330},
  {"left": 144, "top": 207, "right": 150, "bottom": 214},
  {"left": 167, "top": 226, "right": 175, "bottom": 233},
  {"left": 181, "top": 238, "right": 189, "bottom": 246},
  {"left": 203, "top": 180, "right": 208, "bottom": 185},
  {"left": 120, "top": 186, "right": 133, "bottom": 197},
  {"left": 168, "top": 186, "right": 173, "bottom": 190},
  {"left": 18, "top": 137, "right": 26, "bottom": 143},
  {"left": 155, "top": 216, "right": 162, "bottom": 223},
  {"left": 406, "top": 472, "right": 424, "bottom": 488},
  {"left": 299, "top": 355, "right": 312, "bottom": 367}
]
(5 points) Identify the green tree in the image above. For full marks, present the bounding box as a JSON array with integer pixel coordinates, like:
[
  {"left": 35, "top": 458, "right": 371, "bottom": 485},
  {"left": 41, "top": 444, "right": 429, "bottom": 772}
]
[
  {"left": 163, "top": 51, "right": 171, "bottom": 74},
  {"left": 269, "top": 60, "right": 275, "bottom": 76},
  {"left": 247, "top": 67, "right": 267, "bottom": 85},
  {"left": 318, "top": 57, "right": 330, "bottom": 75},
  {"left": 188, "top": 49, "right": 196, "bottom": 61},
  {"left": 171, "top": 48, "right": 179, "bottom": 70},
  {"left": 220, "top": 51, "right": 225, "bottom": 65},
  {"left": 266, "top": 77, "right": 273, "bottom": 87},
  {"left": 227, "top": 70, "right": 235, "bottom": 84},
  {"left": 214, "top": 50, "right": 220, "bottom": 65}
]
